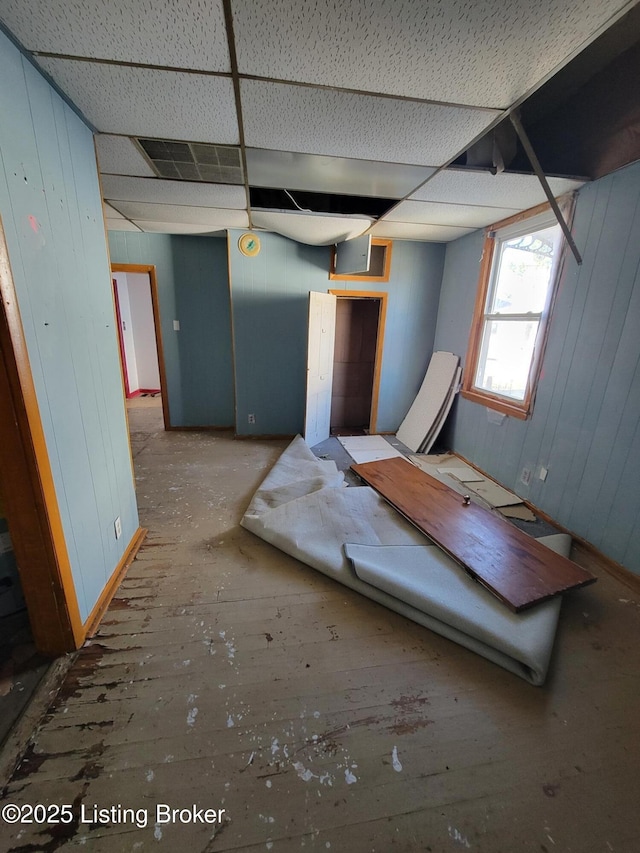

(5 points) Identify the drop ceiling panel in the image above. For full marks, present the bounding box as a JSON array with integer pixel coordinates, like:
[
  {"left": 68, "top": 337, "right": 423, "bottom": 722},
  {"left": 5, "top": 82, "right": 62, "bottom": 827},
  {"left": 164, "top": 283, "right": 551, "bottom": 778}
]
[
  {"left": 35, "top": 59, "right": 239, "bottom": 142},
  {"left": 246, "top": 148, "right": 436, "bottom": 198},
  {"left": 412, "top": 168, "right": 585, "bottom": 208},
  {"left": 103, "top": 202, "right": 126, "bottom": 219},
  {"left": 384, "top": 199, "right": 519, "bottom": 228},
  {"left": 232, "top": 0, "right": 633, "bottom": 109},
  {"left": 106, "top": 219, "right": 142, "bottom": 232},
  {"left": 369, "top": 220, "right": 476, "bottom": 242},
  {"left": 102, "top": 175, "right": 246, "bottom": 208},
  {"left": 251, "top": 211, "right": 371, "bottom": 246},
  {"left": 110, "top": 201, "right": 249, "bottom": 227},
  {"left": 96, "top": 135, "right": 155, "bottom": 177},
  {"left": 0, "top": 0, "right": 230, "bottom": 71},
  {"left": 133, "top": 221, "right": 237, "bottom": 235},
  {"left": 241, "top": 80, "right": 499, "bottom": 166}
]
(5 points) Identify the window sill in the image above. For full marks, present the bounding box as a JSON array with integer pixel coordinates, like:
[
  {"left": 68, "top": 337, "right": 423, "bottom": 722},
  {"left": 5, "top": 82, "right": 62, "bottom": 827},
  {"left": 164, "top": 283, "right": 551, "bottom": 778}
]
[{"left": 460, "top": 388, "right": 530, "bottom": 420}]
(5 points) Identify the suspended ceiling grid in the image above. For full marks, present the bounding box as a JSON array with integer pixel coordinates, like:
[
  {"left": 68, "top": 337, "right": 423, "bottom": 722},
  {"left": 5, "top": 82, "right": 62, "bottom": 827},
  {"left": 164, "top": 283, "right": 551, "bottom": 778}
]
[{"left": 0, "top": 0, "right": 636, "bottom": 243}]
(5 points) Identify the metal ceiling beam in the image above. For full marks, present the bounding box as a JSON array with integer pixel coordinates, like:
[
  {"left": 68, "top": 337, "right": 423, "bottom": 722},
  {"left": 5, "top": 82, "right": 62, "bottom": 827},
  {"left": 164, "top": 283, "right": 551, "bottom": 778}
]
[{"left": 509, "top": 111, "right": 583, "bottom": 265}]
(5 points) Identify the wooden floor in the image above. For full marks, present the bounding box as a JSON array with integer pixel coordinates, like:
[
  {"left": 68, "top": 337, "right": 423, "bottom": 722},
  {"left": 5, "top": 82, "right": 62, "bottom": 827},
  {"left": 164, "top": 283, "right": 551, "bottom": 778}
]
[{"left": 2, "top": 404, "right": 640, "bottom": 852}]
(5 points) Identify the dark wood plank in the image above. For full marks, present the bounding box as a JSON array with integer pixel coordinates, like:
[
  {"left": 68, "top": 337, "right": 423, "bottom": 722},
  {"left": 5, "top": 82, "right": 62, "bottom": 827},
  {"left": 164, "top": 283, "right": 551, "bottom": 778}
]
[{"left": 351, "top": 457, "right": 596, "bottom": 611}]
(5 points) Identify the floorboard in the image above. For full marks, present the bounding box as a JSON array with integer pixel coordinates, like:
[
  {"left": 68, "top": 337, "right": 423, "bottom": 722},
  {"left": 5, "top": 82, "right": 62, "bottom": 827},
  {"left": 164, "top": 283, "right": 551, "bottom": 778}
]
[{"left": 1, "top": 402, "right": 639, "bottom": 852}]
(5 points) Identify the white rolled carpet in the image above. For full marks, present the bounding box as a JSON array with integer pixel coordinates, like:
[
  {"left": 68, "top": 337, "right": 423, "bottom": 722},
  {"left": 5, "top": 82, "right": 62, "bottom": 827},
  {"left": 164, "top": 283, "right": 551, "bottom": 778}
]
[{"left": 241, "top": 436, "right": 569, "bottom": 685}]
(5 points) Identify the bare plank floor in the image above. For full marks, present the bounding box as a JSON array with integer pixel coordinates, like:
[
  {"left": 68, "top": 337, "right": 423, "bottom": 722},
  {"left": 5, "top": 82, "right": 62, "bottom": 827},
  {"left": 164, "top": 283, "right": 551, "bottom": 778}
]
[{"left": 1, "top": 407, "right": 640, "bottom": 852}]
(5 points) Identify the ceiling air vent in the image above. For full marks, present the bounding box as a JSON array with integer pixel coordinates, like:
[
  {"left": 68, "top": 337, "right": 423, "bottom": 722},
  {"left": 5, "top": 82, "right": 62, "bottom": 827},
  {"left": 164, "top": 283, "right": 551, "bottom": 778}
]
[{"left": 136, "top": 138, "right": 244, "bottom": 184}]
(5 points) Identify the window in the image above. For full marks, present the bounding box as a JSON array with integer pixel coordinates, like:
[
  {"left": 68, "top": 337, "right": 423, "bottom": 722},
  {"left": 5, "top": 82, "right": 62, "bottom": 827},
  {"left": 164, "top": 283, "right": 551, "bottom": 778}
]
[{"left": 462, "top": 201, "right": 572, "bottom": 419}]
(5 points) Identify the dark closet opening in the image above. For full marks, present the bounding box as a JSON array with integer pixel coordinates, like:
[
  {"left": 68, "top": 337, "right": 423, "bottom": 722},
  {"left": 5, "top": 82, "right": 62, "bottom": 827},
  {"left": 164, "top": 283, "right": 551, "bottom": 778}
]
[{"left": 330, "top": 297, "right": 381, "bottom": 433}]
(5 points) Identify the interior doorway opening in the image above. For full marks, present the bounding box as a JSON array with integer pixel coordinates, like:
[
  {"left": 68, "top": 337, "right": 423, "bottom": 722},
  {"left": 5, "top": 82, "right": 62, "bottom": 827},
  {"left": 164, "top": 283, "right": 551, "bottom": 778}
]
[
  {"left": 329, "top": 291, "right": 386, "bottom": 435},
  {"left": 111, "top": 264, "right": 169, "bottom": 430}
]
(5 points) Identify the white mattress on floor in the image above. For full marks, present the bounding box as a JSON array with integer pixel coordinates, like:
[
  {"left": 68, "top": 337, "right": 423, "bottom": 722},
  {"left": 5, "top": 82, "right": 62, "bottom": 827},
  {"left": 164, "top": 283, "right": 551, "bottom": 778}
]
[{"left": 241, "top": 435, "right": 567, "bottom": 685}]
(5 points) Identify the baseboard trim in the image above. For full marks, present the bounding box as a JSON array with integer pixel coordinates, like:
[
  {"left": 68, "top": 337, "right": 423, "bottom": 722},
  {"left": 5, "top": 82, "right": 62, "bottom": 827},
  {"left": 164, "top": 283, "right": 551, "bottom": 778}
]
[{"left": 83, "top": 526, "right": 147, "bottom": 639}]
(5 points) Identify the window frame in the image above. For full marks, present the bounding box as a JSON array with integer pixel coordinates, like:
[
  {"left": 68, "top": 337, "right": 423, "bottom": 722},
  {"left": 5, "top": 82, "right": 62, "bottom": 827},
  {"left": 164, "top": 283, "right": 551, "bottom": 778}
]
[
  {"left": 461, "top": 199, "right": 572, "bottom": 420},
  {"left": 329, "top": 238, "right": 393, "bottom": 282}
]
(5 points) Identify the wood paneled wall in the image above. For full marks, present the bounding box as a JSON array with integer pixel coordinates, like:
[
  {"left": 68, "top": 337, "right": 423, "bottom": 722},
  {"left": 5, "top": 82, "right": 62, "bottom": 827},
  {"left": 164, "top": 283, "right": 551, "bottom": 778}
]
[
  {"left": 435, "top": 161, "right": 640, "bottom": 574},
  {"left": 227, "top": 231, "right": 445, "bottom": 435},
  {"left": 0, "top": 30, "right": 139, "bottom": 621},
  {"left": 108, "top": 232, "right": 235, "bottom": 428}
]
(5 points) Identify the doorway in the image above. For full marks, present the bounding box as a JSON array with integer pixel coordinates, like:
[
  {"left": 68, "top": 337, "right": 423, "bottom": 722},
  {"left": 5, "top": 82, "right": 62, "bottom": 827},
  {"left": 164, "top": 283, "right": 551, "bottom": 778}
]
[
  {"left": 329, "top": 291, "right": 387, "bottom": 435},
  {"left": 111, "top": 264, "right": 169, "bottom": 430}
]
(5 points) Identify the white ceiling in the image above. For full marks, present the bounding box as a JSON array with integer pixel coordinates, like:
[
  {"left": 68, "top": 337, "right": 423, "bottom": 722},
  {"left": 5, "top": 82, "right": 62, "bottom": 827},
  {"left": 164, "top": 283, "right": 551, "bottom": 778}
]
[{"left": 1, "top": 0, "right": 636, "bottom": 243}]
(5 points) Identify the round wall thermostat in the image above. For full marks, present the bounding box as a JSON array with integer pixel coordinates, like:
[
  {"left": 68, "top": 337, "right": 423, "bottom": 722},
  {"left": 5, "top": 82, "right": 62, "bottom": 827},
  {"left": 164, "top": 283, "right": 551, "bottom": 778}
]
[{"left": 238, "top": 233, "right": 261, "bottom": 257}]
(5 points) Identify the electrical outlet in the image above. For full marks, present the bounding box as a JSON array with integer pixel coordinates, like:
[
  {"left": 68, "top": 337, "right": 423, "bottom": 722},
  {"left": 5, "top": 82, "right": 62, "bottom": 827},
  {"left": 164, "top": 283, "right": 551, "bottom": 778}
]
[
  {"left": 248, "top": 413, "right": 255, "bottom": 424},
  {"left": 173, "top": 320, "right": 180, "bottom": 331},
  {"left": 539, "top": 466, "right": 548, "bottom": 481},
  {"left": 520, "top": 467, "right": 531, "bottom": 486},
  {"left": 114, "top": 516, "right": 122, "bottom": 539}
]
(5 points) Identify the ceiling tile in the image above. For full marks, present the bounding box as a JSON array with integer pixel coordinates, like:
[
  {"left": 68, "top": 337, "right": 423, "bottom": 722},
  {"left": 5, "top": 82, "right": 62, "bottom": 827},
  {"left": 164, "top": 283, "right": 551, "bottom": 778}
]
[
  {"left": 103, "top": 202, "right": 126, "bottom": 219},
  {"left": 102, "top": 175, "right": 246, "bottom": 208},
  {"left": 241, "top": 80, "right": 498, "bottom": 166},
  {"left": 133, "top": 222, "right": 235, "bottom": 235},
  {"left": 412, "top": 168, "right": 585, "bottom": 208},
  {"left": 35, "top": 59, "right": 239, "bottom": 142},
  {"left": 232, "top": 0, "right": 632, "bottom": 108},
  {"left": 0, "top": 0, "right": 230, "bottom": 71},
  {"left": 106, "top": 219, "right": 142, "bottom": 232},
  {"left": 96, "top": 135, "right": 155, "bottom": 177},
  {"left": 109, "top": 201, "right": 248, "bottom": 226},
  {"left": 246, "top": 148, "right": 435, "bottom": 198},
  {"left": 384, "top": 199, "right": 518, "bottom": 228},
  {"left": 369, "top": 220, "right": 476, "bottom": 242},
  {"left": 251, "top": 211, "right": 371, "bottom": 245}
]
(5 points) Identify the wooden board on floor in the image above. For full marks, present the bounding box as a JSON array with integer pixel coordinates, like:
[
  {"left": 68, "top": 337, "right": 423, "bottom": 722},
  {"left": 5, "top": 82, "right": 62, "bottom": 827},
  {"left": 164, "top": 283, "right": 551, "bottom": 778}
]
[{"left": 351, "top": 457, "right": 596, "bottom": 612}]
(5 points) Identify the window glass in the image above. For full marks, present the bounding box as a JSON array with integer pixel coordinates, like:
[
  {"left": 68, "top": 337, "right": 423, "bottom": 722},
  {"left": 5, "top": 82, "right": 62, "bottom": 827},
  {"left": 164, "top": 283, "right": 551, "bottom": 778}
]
[
  {"left": 474, "top": 319, "right": 539, "bottom": 401},
  {"left": 462, "top": 200, "right": 572, "bottom": 419},
  {"left": 488, "top": 225, "right": 560, "bottom": 315}
]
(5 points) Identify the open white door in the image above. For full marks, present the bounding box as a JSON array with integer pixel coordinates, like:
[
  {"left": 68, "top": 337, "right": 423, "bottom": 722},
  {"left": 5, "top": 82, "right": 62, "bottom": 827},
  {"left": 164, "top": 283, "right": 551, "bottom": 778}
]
[{"left": 304, "top": 291, "right": 337, "bottom": 447}]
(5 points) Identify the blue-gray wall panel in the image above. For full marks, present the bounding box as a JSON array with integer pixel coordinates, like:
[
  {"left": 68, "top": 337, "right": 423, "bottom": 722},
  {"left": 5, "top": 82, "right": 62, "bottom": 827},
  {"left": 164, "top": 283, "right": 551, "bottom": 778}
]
[
  {"left": 228, "top": 231, "right": 445, "bottom": 435},
  {"left": 108, "top": 232, "right": 234, "bottom": 428},
  {"left": 0, "top": 30, "right": 139, "bottom": 619},
  {"left": 434, "top": 160, "right": 640, "bottom": 574}
]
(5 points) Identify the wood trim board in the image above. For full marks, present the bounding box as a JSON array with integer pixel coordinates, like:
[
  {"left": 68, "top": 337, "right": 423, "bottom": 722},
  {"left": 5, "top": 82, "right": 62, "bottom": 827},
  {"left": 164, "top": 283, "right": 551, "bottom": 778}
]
[
  {"left": 0, "top": 215, "right": 84, "bottom": 654},
  {"left": 351, "top": 456, "right": 596, "bottom": 612},
  {"left": 329, "top": 239, "right": 392, "bottom": 282}
]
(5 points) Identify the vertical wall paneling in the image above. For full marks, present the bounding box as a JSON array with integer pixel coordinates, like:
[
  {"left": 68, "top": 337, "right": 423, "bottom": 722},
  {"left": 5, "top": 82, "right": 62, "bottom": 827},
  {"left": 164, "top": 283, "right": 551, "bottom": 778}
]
[
  {"left": 0, "top": 29, "right": 139, "bottom": 626},
  {"left": 228, "top": 231, "right": 445, "bottom": 435},
  {"left": 108, "top": 232, "right": 235, "bottom": 428},
  {"left": 434, "top": 160, "right": 640, "bottom": 574}
]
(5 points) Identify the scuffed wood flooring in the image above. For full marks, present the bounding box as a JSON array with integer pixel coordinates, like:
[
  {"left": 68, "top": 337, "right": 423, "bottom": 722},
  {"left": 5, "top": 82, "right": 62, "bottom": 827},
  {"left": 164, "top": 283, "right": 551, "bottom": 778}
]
[{"left": 1, "top": 405, "right": 640, "bottom": 852}]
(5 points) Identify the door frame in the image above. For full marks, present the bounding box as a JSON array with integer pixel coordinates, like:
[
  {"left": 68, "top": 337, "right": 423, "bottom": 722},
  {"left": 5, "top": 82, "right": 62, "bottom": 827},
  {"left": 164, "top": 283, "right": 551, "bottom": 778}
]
[
  {"left": 111, "top": 264, "right": 170, "bottom": 430},
  {"left": 0, "top": 215, "right": 83, "bottom": 654},
  {"left": 112, "top": 277, "right": 131, "bottom": 397},
  {"left": 329, "top": 290, "right": 388, "bottom": 434}
]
